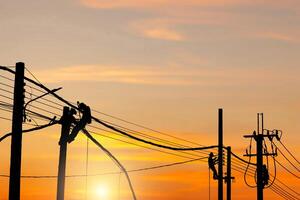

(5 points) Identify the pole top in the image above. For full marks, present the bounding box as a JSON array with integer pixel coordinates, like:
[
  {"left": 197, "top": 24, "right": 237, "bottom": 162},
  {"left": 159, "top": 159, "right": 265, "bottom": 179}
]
[{"left": 16, "top": 62, "right": 25, "bottom": 66}]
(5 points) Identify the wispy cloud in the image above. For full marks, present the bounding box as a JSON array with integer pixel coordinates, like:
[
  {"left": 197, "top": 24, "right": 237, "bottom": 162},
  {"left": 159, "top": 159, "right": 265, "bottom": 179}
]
[
  {"left": 34, "top": 64, "right": 300, "bottom": 86},
  {"left": 142, "top": 27, "right": 184, "bottom": 41},
  {"left": 79, "top": 0, "right": 256, "bottom": 10},
  {"left": 254, "top": 31, "right": 299, "bottom": 43},
  {"left": 34, "top": 65, "right": 209, "bottom": 85},
  {"left": 130, "top": 18, "right": 186, "bottom": 41}
]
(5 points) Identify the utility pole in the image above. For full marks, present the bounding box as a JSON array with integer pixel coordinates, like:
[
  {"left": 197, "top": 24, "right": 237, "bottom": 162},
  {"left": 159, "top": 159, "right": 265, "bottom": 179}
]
[
  {"left": 244, "top": 113, "right": 278, "bottom": 200},
  {"left": 57, "top": 107, "right": 74, "bottom": 200},
  {"left": 9, "top": 62, "right": 25, "bottom": 200},
  {"left": 225, "top": 146, "right": 234, "bottom": 200},
  {"left": 218, "top": 108, "right": 223, "bottom": 200}
]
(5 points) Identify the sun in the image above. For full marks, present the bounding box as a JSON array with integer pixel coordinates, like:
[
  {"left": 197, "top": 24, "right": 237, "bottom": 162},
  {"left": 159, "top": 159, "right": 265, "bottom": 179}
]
[{"left": 95, "top": 185, "right": 109, "bottom": 199}]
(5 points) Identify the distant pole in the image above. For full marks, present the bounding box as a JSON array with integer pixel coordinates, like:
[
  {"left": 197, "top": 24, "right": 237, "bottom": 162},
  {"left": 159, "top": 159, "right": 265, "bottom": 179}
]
[
  {"left": 256, "top": 134, "right": 263, "bottom": 200},
  {"left": 9, "top": 62, "right": 25, "bottom": 200},
  {"left": 218, "top": 108, "right": 223, "bottom": 200},
  {"left": 57, "top": 107, "right": 73, "bottom": 200},
  {"left": 256, "top": 113, "right": 263, "bottom": 200},
  {"left": 244, "top": 113, "right": 278, "bottom": 200},
  {"left": 226, "top": 146, "right": 232, "bottom": 200}
]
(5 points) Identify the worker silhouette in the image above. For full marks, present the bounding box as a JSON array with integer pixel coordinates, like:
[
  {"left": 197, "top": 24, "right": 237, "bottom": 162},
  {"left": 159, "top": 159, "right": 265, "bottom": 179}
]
[
  {"left": 58, "top": 108, "right": 77, "bottom": 145},
  {"left": 67, "top": 102, "right": 92, "bottom": 143},
  {"left": 262, "top": 164, "right": 269, "bottom": 187},
  {"left": 208, "top": 152, "right": 218, "bottom": 180}
]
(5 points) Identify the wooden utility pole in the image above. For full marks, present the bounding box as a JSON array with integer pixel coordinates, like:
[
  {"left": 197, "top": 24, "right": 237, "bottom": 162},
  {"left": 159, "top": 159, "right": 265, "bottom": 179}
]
[
  {"left": 56, "top": 107, "right": 74, "bottom": 200},
  {"left": 218, "top": 108, "right": 223, "bottom": 200},
  {"left": 9, "top": 62, "right": 25, "bottom": 200}
]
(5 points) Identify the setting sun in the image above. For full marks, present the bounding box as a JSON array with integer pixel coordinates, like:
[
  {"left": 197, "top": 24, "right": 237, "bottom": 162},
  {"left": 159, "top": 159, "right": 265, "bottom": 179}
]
[
  {"left": 95, "top": 185, "right": 109, "bottom": 199},
  {"left": 0, "top": 0, "right": 300, "bottom": 200}
]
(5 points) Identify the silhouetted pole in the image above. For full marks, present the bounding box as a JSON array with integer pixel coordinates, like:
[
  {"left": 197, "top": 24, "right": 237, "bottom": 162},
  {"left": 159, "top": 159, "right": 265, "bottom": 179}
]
[
  {"left": 256, "top": 134, "right": 263, "bottom": 200},
  {"left": 9, "top": 62, "right": 25, "bottom": 200},
  {"left": 244, "top": 113, "right": 278, "bottom": 200},
  {"left": 226, "top": 146, "right": 234, "bottom": 200},
  {"left": 57, "top": 107, "right": 72, "bottom": 200},
  {"left": 218, "top": 108, "right": 223, "bottom": 200}
]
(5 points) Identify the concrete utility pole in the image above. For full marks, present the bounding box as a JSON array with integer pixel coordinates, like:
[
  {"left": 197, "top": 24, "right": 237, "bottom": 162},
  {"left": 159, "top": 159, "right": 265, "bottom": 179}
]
[
  {"left": 244, "top": 113, "right": 278, "bottom": 200},
  {"left": 56, "top": 107, "right": 74, "bottom": 200},
  {"left": 218, "top": 108, "right": 223, "bottom": 200},
  {"left": 9, "top": 62, "right": 25, "bottom": 200}
]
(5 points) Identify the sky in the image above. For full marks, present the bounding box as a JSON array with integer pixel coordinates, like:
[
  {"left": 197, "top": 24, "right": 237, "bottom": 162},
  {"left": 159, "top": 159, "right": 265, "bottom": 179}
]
[{"left": 0, "top": 0, "right": 300, "bottom": 199}]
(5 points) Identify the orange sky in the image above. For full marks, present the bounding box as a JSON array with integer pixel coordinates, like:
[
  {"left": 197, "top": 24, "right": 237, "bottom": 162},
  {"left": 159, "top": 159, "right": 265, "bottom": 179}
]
[{"left": 1, "top": 0, "right": 300, "bottom": 199}]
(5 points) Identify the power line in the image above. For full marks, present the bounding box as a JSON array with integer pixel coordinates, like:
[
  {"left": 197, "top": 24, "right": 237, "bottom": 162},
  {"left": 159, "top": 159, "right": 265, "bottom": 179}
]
[
  {"left": 230, "top": 153, "right": 299, "bottom": 199},
  {"left": 231, "top": 151, "right": 256, "bottom": 166},
  {"left": 88, "top": 123, "right": 210, "bottom": 159},
  {"left": 279, "top": 140, "right": 300, "bottom": 165},
  {"left": 3, "top": 75, "right": 217, "bottom": 159},
  {"left": 1, "top": 66, "right": 219, "bottom": 152},
  {"left": 275, "top": 159, "right": 300, "bottom": 179},
  {"left": 0, "top": 116, "right": 12, "bottom": 121},
  {"left": 272, "top": 182, "right": 300, "bottom": 200},
  {"left": 270, "top": 185, "right": 296, "bottom": 200},
  {"left": 0, "top": 99, "right": 213, "bottom": 161},
  {"left": 0, "top": 120, "right": 59, "bottom": 143},
  {"left": 0, "top": 74, "right": 14, "bottom": 82},
  {"left": 93, "top": 117, "right": 218, "bottom": 151},
  {"left": 82, "top": 129, "right": 137, "bottom": 200},
  {"left": 271, "top": 141, "right": 300, "bottom": 172},
  {"left": 233, "top": 167, "right": 299, "bottom": 200},
  {"left": 88, "top": 129, "right": 199, "bottom": 160},
  {"left": 0, "top": 156, "right": 208, "bottom": 179}
]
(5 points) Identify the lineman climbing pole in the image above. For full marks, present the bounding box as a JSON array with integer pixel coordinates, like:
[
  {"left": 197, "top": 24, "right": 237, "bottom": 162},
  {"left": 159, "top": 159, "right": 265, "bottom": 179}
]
[
  {"left": 244, "top": 113, "right": 279, "bottom": 200},
  {"left": 56, "top": 107, "right": 75, "bottom": 200},
  {"left": 56, "top": 103, "right": 91, "bottom": 200},
  {"left": 9, "top": 62, "right": 25, "bottom": 200}
]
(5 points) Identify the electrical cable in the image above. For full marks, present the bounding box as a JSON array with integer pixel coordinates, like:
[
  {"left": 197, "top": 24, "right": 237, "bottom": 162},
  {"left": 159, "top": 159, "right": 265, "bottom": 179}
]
[
  {"left": 263, "top": 156, "right": 277, "bottom": 188},
  {"left": 278, "top": 140, "right": 300, "bottom": 165},
  {"left": 231, "top": 151, "right": 256, "bottom": 166},
  {"left": 1, "top": 66, "right": 219, "bottom": 152},
  {"left": 244, "top": 138, "right": 256, "bottom": 188},
  {"left": 3, "top": 76, "right": 218, "bottom": 160},
  {"left": 272, "top": 182, "right": 300, "bottom": 200},
  {"left": 1, "top": 100, "right": 210, "bottom": 161},
  {"left": 275, "top": 159, "right": 300, "bottom": 179},
  {"left": 82, "top": 128, "right": 137, "bottom": 200},
  {"left": 0, "top": 120, "right": 59, "bottom": 143},
  {"left": 270, "top": 185, "right": 296, "bottom": 200},
  {"left": 272, "top": 141, "right": 300, "bottom": 172},
  {"left": 0, "top": 156, "right": 208, "bottom": 179},
  {"left": 93, "top": 117, "right": 218, "bottom": 151}
]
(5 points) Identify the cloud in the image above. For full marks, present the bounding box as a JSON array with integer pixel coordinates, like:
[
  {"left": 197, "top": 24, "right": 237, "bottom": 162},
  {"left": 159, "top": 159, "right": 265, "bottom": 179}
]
[
  {"left": 130, "top": 19, "right": 186, "bottom": 41},
  {"left": 79, "top": 0, "right": 300, "bottom": 42},
  {"left": 254, "top": 32, "right": 299, "bottom": 43},
  {"left": 79, "top": 0, "right": 236, "bottom": 9},
  {"left": 34, "top": 64, "right": 211, "bottom": 85},
  {"left": 33, "top": 64, "right": 300, "bottom": 87},
  {"left": 142, "top": 27, "right": 184, "bottom": 41}
]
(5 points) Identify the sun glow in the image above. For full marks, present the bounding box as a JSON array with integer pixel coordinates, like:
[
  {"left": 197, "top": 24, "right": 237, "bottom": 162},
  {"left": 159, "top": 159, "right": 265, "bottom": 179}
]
[{"left": 95, "top": 185, "right": 109, "bottom": 199}]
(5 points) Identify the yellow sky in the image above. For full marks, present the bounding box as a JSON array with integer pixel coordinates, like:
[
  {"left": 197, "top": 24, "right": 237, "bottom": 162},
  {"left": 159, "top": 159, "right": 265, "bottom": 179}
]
[{"left": 0, "top": 0, "right": 300, "bottom": 199}]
